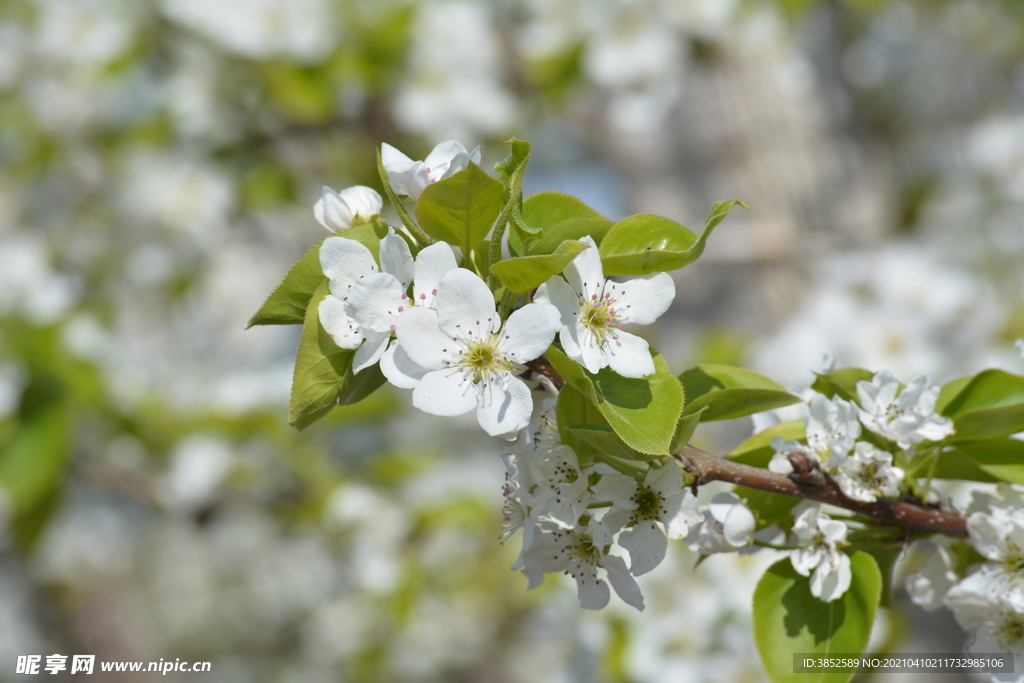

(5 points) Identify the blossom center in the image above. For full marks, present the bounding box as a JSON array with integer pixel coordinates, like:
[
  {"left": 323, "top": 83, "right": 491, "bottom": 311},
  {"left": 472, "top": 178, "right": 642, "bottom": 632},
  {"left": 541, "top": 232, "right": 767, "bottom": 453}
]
[
  {"left": 458, "top": 336, "right": 514, "bottom": 383},
  {"left": 632, "top": 485, "right": 664, "bottom": 521},
  {"left": 996, "top": 612, "right": 1024, "bottom": 650},
  {"left": 579, "top": 294, "right": 622, "bottom": 346}
]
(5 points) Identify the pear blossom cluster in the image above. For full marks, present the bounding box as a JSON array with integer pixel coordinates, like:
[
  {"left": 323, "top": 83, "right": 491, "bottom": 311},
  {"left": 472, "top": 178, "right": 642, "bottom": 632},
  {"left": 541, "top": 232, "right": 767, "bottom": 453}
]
[
  {"left": 906, "top": 485, "right": 1024, "bottom": 655},
  {"left": 767, "top": 370, "right": 955, "bottom": 506}
]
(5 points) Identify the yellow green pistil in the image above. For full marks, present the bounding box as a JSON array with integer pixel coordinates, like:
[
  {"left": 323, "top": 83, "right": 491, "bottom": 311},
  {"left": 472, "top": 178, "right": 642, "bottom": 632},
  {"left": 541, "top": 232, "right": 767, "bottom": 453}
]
[
  {"left": 568, "top": 533, "right": 602, "bottom": 566},
  {"left": 632, "top": 485, "right": 665, "bottom": 522},
  {"left": 580, "top": 291, "right": 623, "bottom": 346},
  {"left": 998, "top": 613, "right": 1024, "bottom": 649},
  {"left": 458, "top": 336, "right": 515, "bottom": 383},
  {"left": 1002, "top": 545, "right": 1024, "bottom": 574}
]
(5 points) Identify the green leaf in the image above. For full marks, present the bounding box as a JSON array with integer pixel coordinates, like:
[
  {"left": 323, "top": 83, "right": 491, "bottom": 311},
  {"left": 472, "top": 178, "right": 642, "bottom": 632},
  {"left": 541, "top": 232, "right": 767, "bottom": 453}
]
[
  {"left": 727, "top": 420, "right": 806, "bottom": 468},
  {"left": 490, "top": 239, "right": 589, "bottom": 293},
  {"left": 556, "top": 384, "right": 607, "bottom": 466},
  {"left": 681, "top": 364, "right": 801, "bottom": 422},
  {"left": 490, "top": 139, "right": 532, "bottom": 285},
  {"left": 495, "top": 137, "right": 531, "bottom": 188},
  {"left": 522, "top": 191, "right": 607, "bottom": 233},
  {"left": 935, "top": 375, "right": 973, "bottom": 415},
  {"left": 671, "top": 408, "right": 703, "bottom": 453},
  {"left": 811, "top": 368, "right": 875, "bottom": 403},
  {"left": 289, "top": 281, "right": 387, "bottom": 430},
  {"left": 566, "top": 425, "right": 650, "bottom": 461},
  {"left": 599, "top": 199, "right": 749, "bottom": 276},
  {"left": 545, "top": 345, "right": 684, "bottom": 456},
  {"left": 940, "top": 439, "right": 1024, "bottom": 484},
  {"left": 248, "top": 240, "right": 326, "bottom": 327},
  {"left": 527, "top": 217, "right": 614, "bottom": 256},
  {"left": 864, "top": 545, "right": 901, "bottom": 610},
  {"left": 937, "top": 369, "right": 1024, "bottom": 442},
  {"left": 753, "top": 552, "right": 881, "bottom": 683},
  {"left": 415, "top": 162, "right": 505, "bottom": 252}
]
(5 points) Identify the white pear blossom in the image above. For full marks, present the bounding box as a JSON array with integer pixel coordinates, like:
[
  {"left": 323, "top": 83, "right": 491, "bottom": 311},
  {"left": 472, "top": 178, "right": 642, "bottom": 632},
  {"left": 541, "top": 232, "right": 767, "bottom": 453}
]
[
  {"left": 806, "top": 392, "right": 861, "bottom": 465},
  {"left": 832, "top": 441, "right": 904, "bottom": 503},
  {"left": 944, "top": 569, "right": 1024, "bottom": 654},
  {"left": 317, "top": 229, "right": 415, "bottom": 373},
  {"left": 314, "top": 185, "right": 383, "bottom": 233},
  {"left": 856, "top": 370, "right": 955, "bottom": 449},
  {"left": 790, "top": 504, "right": 851, "bottom": 602},
  {"left": 380, "top": 141, "right": 482, "bottom": 200},
  {"left": 684, "top": 492, "right": 756, "bottom": 555},
  {"left": 597, "top": 465, "right": 702, "bottom": 575},
  {"left": 520, "top": 516, "right": 644, "bottom": 611},
  {"left": 966, "top": 485, "right": 1024, "bottom": 587},
  {"left": 395, "top": 268, "right": 560, "bottom": 438},
  {"left": 535, "top": 236, "right": 675, "bottom": 379},
  {"left": 906, "top": 540, "right": 961, "bottom": 612}
]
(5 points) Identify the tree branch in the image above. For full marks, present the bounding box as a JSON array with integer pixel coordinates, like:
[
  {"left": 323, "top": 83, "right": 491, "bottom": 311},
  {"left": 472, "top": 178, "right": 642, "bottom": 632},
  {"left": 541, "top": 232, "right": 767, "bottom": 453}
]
[
  {"left": 675, "top": 445, "right": 968, "bottom": 538},
  {"left": 527, "top": 354, "right": 968, "bottom": 539}
]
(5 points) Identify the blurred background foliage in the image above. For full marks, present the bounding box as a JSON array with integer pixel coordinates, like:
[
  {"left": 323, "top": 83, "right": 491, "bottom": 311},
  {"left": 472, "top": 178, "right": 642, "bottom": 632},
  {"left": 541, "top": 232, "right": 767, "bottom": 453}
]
[{"left": 0, "top": 0, "right": 1023, "bottom": 681}]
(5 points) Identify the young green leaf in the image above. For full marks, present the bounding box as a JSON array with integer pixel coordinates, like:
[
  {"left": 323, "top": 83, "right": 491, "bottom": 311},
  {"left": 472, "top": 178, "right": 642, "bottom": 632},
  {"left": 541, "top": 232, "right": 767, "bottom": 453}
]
[
  {"left": 670, "top": 408, "right": 704, "bottom": 453},
  {"left": 489, "top": 139, "right": 532, "bottom": 285},
  {"left": 522, "top": 191, "right": 607, "bottom": 233},
  {"left": 811, "top": 368, "right": 875, "bottom": 404},
  {"left": 248, "top": 240, "right": 326, "bottom": 327},
  {"left": 415, "top": 163, "right": 505, "bottom": 252},
  {"left": 599, "top": 199, "right": 749, "bottom": 276},
  {"left": 289, "top": 281, "right": 387, "bottom": 430},
  {"left": 940, "top": 439, "right": 1024, "bottom": 485},
  {"left": 566, "top": 425, "right": 651, "bottom": 461},
  {"left": 727, "top": 420, "right": 806, "bottom": 468},
  {"left": 494, "top": 137, "right": 531, "bottom": 189},
  {"left": 490, "top": 239, "right": 589, "bottom": 293},
  {"left": 546, "top": 345, "right": 684, "bottom": 456},
  {"left": 680, "top": 364, "right": 802, "bottom": 422},
  {"left": 937, "top": 369, "right": 1024, "bottom": 442},
  {"left": 753, "top": 552, "right": 881, "bottom": 683},
  {"left": 527, "top": 216, "right": 614, "bottom": 256}
]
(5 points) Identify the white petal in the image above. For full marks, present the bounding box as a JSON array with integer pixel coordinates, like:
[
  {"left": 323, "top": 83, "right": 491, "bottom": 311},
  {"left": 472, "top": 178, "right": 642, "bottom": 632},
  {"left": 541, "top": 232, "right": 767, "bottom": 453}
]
[
  {"left": 592, "top": 473, "right": 638, "bottom": 510},
  {"left": 380, "top": 142, "right": 414, "bottom": 168},
  {"left": 708, "top": 492, "right": 744, "bottom": 523},
  {"left": 412, "top": 367, "right": 478, "bottom": 417},
  {"left": 352, "top": 330, "right": 390, "bottom": 374},
  {"left": 434, "top": 268, "right": 498, "bottom": 339},
  {"left": 614, "top": 272, "right": 675, "bottom": 325},
  {"left": 563, "top": 235, "right": 604, "bottom": 299},
  {"left": 413, "top": 241, "right": 458, "bottom": 303},
  {"left": 604, "top": 330, "right": 654, "bottom": 378},
  {"left": 467, "top": 145, "right": 482, "bottom": 165},
  {"left": 791, "top": 546, "right": 822, "bottom": 576},
  {"left": 337, "top": 185, "right": 382, "bottom": 221},
  {"left": 603, "top": 554, "right": 645, "bottom": 611},
  {"left": 535, "top": 276, "right": 581, "bottom": 328},
  {"left": 575, "top": 568, "right": 611, "bottom": 610},
  {"left": 425, "top": 140, "right": 471, "bottom": 180},
  {"left": 662, "top": 490, "right": 703, "bottom": 540},
  {"left": 314, "top": 186, "right": 353, "bottom": 232},
  {"left": 721, "top": 503, "right": 756, "bottom": 548},
  {"left": 378, "top": 228, "right": 414, "bottom": 288},
  {"left": 575, "top": 328, "right": 608, "bottom": 374},
  {"left": 347, "top": 272, "right": 404, "bottom": 333},
  {"left": 395, "top": 307, "right": 456, "bottom": 370},
  {"left": 380, "top": 340, "right": 429, "bottom": 389},
  {"left": 317, "top": 295, "right": 362, "bottom": 349},
  {"left": 320, "top": 237, "right": 377, "bottom": 299},
  {"left": 499, "top": 303, "right": 560, "bottom": 361},
  {"left": 811, "top": 551, "right": 852, "bottom": 602},
  {"left": 619, "top": 521, "right": 667, "bottom": 576},
  {"left": 476, "top": 377, "right": 534, "bottom": 439},
  {"left": 381, "top": 143, "right": 428, "bottom": 198}
]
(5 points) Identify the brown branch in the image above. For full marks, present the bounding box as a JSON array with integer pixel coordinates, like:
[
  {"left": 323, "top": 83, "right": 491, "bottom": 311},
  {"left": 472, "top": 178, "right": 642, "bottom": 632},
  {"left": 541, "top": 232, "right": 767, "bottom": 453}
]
[
  {"left": 528, "top": 354, "right": 968, "bottom": 538},
  {"left": 675, "top": 445, "right": 968, "bottom": 538}
]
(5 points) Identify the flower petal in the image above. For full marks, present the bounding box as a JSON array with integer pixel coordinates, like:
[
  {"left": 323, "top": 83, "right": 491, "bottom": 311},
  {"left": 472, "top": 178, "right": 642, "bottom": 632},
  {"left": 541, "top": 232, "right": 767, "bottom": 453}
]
[
  {"left": 619, "top": 521, "right": 667, "bottom": 576},
  {"left": 499, "top": 303, "right": 560, "bottom": 362},
  {"left": 380, "top": 339, "right": 429, "bottom": 389},
  {"left": 476, "top": 376, "right": 533, "bottom": 439},
  {"left": 338, "top": 185, "right": 382, "bottom": 220},
  {"left": 811, "top": 551, "right": 851, "bottom": 602},
  {"left": 314, "top": 186, "right": 353, "bottom": 232},
  {"left": 535, "top": 276, "right": 580, "bottom": 329},
  {"left": 413, "top": 241, "right": 459, "bottom": 304},
  {"left": 575, "top": 568, "right": 611, "bottom": 610},
  {"left": 347, "top": 272, "right": 404, "bottom": 333},
  {"left": 614, "top": 272, "right": 675, "bottom": 325},
  {"left": 434, "top": 268, "right": 498, "bottom": 339},
  {"left": 353, "top": 330, "right": 390, "bottom": 374},
  {"left": 661, "top": 490, "right": 703, "bottom": 540},
  {"left": 378, "top": 229, "right": 414, "bottom": 288},
  {"left": 604, "top": 330, "right": 654, "bottom": 378},
  {"left": 603, "top": 554, "right": 645, "bottom": 611},
  {"left": 412, "top": 367, "right": 478, "bottom": 417},
  {"left": 563, "top": 235, "right": 604, "bottom": 299},
  {"left": 317, "top": 295, "right": 362, "bottom": 349},
  {"left": 320, "top": 237, "right": 377, "bottom": 299},
  {"left": 395, "top": 307, "right": 455, "bottom": 370}
]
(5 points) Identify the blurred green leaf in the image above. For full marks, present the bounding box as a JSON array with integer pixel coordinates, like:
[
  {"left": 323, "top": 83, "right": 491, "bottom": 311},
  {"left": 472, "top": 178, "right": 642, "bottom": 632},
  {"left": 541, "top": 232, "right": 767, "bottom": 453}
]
[
  {"left": 263, "top": 61, "right": 335, "bottom": 125},
  {"left": 734, "top": 485, "right": 801, "bottom": 527},
  {"left": 248, "top": 240, "right": 326, "bottom": 327},
  {"left": 811, "top": 368, "right": 875, "bottom": 403},
  {"left": 937, "top": 369, "right": 1024, "bottom": 442},
  {"left": 415, "top": 163, "right": 504, "bottom": 253},
  {"left": 0, "top": 408, "right": 68, "bottom": 516},
  {"left": 490, "top": 239, "right": 589, "bottom": 293},
  {"left": 681, "top": 364, "right": 801, "bottom": 422},
  {"left": 753, "top": 552, "right": 881, "bottom": 683},
  {"left": 939, "top": 439, "right": 1024, "bottom": 484}
]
